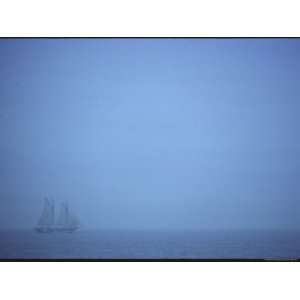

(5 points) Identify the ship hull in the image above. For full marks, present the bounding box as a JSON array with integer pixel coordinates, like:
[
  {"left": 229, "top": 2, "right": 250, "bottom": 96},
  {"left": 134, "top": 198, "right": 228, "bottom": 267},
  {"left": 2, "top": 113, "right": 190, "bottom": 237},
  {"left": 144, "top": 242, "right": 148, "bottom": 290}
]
[
  {"left": 35, "top": 227, "right": 56, "bottom": 233},
  {"left": 35, "top": 227, "right": 78, "bottom": 233}
]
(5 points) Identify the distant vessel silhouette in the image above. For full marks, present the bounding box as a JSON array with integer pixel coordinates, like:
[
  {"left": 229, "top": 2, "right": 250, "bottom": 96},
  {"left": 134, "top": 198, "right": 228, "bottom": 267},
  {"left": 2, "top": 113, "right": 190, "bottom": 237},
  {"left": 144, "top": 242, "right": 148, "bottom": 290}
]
[{"left": 35, "top": 198, "right": 79, "bottom": 233}]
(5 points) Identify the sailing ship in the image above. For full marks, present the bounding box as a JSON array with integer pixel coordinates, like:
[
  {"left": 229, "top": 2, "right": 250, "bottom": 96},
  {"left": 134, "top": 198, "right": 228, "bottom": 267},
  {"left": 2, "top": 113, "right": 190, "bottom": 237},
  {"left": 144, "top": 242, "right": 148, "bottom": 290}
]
[{"left": 35, "top": 198, "right": 79, "bottom": 233}]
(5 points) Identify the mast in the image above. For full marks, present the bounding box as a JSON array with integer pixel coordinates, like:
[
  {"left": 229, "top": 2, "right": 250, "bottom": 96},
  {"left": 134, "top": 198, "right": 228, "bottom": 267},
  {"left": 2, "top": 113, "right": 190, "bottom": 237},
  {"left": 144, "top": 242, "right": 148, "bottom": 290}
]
[{"left": 49, "top": 198, "right": 55, "bottom": 227}]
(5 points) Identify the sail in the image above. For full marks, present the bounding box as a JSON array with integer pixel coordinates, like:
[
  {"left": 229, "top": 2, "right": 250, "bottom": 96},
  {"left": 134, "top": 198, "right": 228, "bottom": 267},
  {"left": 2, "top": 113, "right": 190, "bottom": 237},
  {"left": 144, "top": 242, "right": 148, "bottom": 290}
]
[
  {"left": 57, "top": 201, "right": 69, "bottom": 227},
  {"left": 37, "top": 198, "right": 54, "bottom": 228},
  {"left": 56, "top": 201, "right": 79, "bottom": 229}
]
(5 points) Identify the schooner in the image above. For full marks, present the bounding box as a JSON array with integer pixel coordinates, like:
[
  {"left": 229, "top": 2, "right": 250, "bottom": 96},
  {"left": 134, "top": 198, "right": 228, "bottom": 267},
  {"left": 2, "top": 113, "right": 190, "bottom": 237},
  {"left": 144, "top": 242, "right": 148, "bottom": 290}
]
[{"left": 35, "top": 198, "right": 79, "bottom": 233}]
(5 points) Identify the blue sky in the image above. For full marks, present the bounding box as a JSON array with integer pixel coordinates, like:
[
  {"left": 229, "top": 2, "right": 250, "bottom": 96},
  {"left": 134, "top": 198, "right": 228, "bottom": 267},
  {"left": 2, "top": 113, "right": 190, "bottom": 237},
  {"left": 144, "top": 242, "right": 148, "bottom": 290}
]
[{"left": 0, "top": 38, "right": 299, "bottom": 230}]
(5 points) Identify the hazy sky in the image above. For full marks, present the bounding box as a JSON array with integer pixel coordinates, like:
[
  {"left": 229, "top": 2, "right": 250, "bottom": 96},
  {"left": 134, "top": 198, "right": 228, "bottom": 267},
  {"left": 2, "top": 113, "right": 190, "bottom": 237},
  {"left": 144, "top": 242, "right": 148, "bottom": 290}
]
[{"left": 0, "top": 38, "right": 299, "bottom": 230}]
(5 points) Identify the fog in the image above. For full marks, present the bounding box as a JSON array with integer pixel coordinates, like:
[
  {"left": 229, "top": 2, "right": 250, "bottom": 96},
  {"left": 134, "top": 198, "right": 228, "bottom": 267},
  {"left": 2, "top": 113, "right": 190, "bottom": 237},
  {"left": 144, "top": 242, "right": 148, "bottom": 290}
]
[{"left": 0, "top": 38, "right": 299, "bottom": 230}]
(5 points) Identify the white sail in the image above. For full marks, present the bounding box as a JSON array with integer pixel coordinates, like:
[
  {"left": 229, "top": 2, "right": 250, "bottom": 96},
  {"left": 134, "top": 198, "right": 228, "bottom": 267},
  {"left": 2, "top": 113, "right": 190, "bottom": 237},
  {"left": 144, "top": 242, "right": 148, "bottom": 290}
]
[
  {"left": 56, "top": 201, "right": 79, "bottom": 230},
  {"left": 57, "top": 201, "right": 69, "bottom": 227},
  {"left": 37, "top": 198, "right": 54, "bottom": 228}
]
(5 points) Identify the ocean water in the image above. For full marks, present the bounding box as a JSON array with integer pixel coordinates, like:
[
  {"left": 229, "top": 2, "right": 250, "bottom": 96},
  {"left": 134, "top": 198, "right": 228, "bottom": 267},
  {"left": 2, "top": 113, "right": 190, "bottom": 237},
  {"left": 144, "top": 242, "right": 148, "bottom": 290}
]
[{"left": 0, "top": 229, "right": 299, "bottom": 259}]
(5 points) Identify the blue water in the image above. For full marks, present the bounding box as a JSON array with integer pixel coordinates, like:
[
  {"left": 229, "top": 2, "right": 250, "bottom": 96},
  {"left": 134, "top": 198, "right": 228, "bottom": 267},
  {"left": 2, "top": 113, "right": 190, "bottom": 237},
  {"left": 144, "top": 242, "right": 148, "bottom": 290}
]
[{"left": 0, "top": 230, "right": 299, "bottom": 259}]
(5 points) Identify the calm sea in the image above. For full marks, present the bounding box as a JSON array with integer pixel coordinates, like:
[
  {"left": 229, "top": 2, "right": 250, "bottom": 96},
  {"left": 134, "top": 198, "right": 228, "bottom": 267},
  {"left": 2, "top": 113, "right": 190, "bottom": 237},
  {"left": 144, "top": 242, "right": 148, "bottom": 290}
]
[{"left": 0, "top": 230, "right": 299, "bottom": 259}]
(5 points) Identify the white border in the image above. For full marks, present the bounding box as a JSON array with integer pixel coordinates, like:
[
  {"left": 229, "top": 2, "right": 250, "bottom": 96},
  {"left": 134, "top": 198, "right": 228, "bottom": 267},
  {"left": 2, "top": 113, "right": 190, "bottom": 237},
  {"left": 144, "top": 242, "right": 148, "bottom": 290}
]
[
  {"left": 0, "top": 262, "right": 299, "bottom": 300},
  {"left": 0, "top": 0, "right": 299, "bottom": 36}
]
